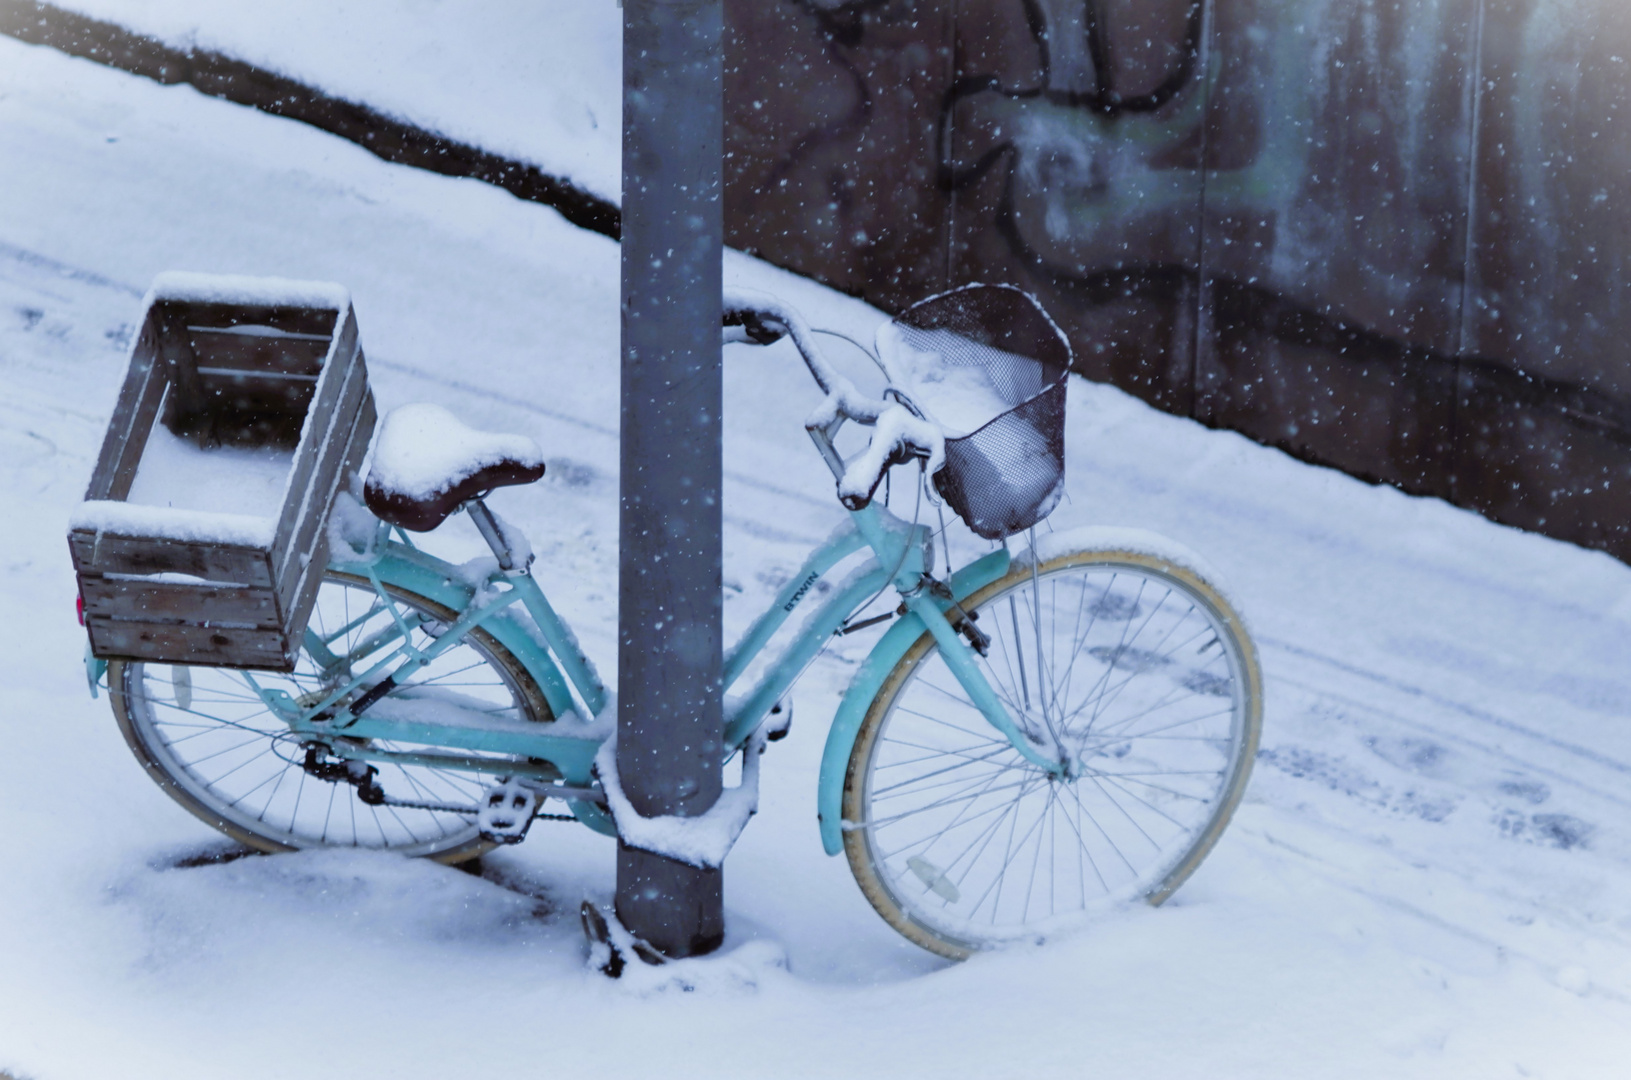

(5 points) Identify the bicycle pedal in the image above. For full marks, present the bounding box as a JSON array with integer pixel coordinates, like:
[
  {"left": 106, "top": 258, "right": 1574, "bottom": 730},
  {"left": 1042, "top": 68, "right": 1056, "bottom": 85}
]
[{"left": 477, "top": 780, "right": 538, "bottom": 844}]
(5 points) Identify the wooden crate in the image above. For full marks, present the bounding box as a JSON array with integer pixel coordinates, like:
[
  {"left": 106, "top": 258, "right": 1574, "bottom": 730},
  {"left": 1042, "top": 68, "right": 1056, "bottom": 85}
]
[{"left": 69, "top": 273, "right": 377, "bottom": 671}]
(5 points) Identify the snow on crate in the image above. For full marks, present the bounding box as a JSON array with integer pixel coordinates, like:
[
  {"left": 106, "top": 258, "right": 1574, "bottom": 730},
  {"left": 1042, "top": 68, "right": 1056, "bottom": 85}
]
[
  {"left": 71, "top": 499, "right": 276, "bottom": 549},
  {"left": 147, "top": 269, "right": 351, "bottom": 310},
  {"left": 123, "top": 423, "right": 295, "bottom": 518},
  {"left": 69, "top": 272, "right": 375, "bottom": 671}
]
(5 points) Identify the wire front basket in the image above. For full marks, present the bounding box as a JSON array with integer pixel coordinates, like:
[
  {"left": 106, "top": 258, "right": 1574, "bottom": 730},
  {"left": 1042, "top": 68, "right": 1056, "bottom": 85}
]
[{"left": 883, "top": 285, "right": 1073, "bottom": 541}]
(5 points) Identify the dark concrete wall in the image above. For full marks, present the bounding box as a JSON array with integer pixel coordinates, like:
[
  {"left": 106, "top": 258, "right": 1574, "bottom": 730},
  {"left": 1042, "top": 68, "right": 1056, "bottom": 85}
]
[
  {"left": 725, "top": 0, "right": 1631, "bottom": 561},
  {"left": 8, "top": 0, "right": 1627, "bottom": 559}
]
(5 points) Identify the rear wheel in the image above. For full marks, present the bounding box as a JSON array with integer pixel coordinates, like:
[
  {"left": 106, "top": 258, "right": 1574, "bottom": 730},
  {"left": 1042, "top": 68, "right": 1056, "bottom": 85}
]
[
  {"left": 110, "top": 570, "right": 553, "bottom": 862},
  {"left": 844, "top": 545, "right": 1262, "bottom": 958}
]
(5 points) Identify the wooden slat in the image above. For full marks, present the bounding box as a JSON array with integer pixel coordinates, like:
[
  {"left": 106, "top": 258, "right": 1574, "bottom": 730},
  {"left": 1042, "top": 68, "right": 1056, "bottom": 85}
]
[
  {"left": 69, "top": 528, "right": 275, "bottom": 587},
  {"left": 156, "top": 308, "right": 212, "bottom": 446},
  {"left": 80, "top": 576, "right": 282, "bottom": 630},
  {"left": 185, "top": 324, "right": 334, "bottom": 343},
  {"left": 277, "top": 381, "right": 376, "bottom": 623},
  {"left": 342, "top": 380, "right": 377, "bottom": 480},
  {"left": 274, "top": 346, "right": 366, "bottom": 582},
  {"left": 87, "top": 616, "right": 295, "bottom": 672},
  {"left": 272, "top": 307, "right": 360, "bottom": 562},
  {"left": 184, "top": 334, "right": 329, "bottom": 377},
  {"left": 158, "top": 299, "right": 339, "bottom": 339},
  {"left": 84, "top": 315, "right": 165, "bottom": 502}
]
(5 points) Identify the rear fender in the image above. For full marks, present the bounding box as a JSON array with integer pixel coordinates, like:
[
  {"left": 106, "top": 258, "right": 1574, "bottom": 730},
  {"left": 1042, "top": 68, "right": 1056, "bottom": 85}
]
[{"left": 339, "top": 551, "right": 580, "bottom": 724}]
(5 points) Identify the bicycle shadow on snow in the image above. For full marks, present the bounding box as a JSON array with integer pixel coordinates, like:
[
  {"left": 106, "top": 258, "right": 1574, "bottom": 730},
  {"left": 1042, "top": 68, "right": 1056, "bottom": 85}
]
[
  {"left": 129, "top": 843, "right": 805, "bottom": 996},
  {"left": 119, "top": 846, "right": 568, "bottom": 976}
]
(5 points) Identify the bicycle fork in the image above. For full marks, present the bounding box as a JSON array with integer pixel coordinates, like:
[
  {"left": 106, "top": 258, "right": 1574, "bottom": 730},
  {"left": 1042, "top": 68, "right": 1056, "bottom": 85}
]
[
  {"left": 902, "top": 589, "right": 1066, "bottom": 776},
  {"left": 848, "top": 502, "right": 1066, "bottom": 778}
]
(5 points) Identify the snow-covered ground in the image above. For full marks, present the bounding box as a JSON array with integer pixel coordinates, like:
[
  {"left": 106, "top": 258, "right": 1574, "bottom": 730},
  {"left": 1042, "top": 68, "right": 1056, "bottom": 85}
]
[
  {"left": 3, "top": 24, "right": 1631, "bottom": 1080},
  {"left": 50, "top": 0, "right": 623, "bottom": 202}
]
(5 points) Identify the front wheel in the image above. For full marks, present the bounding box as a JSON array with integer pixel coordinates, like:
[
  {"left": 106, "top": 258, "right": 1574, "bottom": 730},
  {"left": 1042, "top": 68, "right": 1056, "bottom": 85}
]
[
  {"left": 844, "top": 542, "right": 1263, "bottom": 958},
  {"left": 109, "top": 570, "right": 554, "bottom": 863}
]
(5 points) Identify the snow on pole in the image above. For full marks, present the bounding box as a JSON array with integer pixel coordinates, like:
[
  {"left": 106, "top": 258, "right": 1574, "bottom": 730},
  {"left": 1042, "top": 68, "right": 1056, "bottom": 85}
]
[{"left": 615, "top": 0, "right": 727, "bottom": 958}]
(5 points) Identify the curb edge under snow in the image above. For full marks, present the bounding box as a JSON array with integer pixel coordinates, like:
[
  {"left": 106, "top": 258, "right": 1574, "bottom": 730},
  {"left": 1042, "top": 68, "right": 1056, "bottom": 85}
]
[{"left": 0, "top": 0, "right": 623, "bottom": 241}]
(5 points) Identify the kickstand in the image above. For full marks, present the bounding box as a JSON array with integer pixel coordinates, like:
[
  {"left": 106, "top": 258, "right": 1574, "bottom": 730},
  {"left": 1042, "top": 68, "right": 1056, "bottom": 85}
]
[{"left": 580, "top": 901, "right": 665, "bottom": 977}]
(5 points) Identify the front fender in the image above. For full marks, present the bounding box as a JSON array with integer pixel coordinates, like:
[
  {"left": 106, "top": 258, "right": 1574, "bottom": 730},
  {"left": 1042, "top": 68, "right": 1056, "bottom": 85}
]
[{"left": 816, "top": 548, "right": 1011, "bottom": 855}]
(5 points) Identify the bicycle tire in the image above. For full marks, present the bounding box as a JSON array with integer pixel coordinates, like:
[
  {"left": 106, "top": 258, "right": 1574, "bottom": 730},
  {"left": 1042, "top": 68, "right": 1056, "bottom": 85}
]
[
  {"left": 843, "top": 544, "right": 1262, "bottom": 958},
  {"left": 110, "top": 569, "right": 554, "bottom": 863}
]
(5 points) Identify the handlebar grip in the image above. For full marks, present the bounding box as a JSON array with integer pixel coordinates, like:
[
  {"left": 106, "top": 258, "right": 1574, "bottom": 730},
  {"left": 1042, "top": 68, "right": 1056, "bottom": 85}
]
[
  {"left": 722, "top": 307, "right": 787, "bottom": 346},
  {"left": 836, "top": 443, "right": 929, "bottom": 511}
]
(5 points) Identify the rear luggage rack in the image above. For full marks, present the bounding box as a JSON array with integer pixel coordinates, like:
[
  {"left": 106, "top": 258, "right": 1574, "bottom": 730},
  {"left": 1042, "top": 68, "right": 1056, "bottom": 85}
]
[{"left": 69, "top": 273, "right": 377, "bottom": 671}]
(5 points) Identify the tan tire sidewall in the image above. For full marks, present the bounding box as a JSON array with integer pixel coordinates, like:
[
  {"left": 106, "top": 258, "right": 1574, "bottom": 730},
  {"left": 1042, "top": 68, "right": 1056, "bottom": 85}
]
[{"left": 842, "top": 547, "right": 1263, "bottom": 958}]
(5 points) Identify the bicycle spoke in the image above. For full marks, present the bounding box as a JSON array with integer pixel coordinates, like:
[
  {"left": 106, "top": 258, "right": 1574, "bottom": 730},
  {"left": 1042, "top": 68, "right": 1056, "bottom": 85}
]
[
  {"left": 1077, "top": 587, "right": 1182, "bottom": 734},
  {"left": 1085, "top": 701, "right": 1233, "bottom": 744},
  {"left": 319, "top": 781, "right": 338, "bottom": 845},
  {"left": 874, "top": 738, "right": 1016, "bottom": 770},
  {"left": 196, "top": 744, "right": 283, "bottom": 789},
  {"left": 870, "top": 743, "right": 1017, "bottom": 797},
  {"left": 221, "top": 758, "right": 289, "bottom": 809},
  {"left": 864, "top": 775, "right": 1037, "bottom": 830},
  {"left": 1096, "top": 773, "right": 1213, "bottom": 802},
  {"left": 1061, "top": 780, "right": 1138, "bottom": 876},
  {"left": 1094, "top": 772, "right": 1195, "bottom": 833},
  {"left": 1051, "top": 779, "right": 1110, "bottom": 893},
  {"left": 1070, "top": 616, "right": 1215, "bottom": 735},
  {"left": 972, "top": 781, "right": 1052, "bottom": 923},
  {"left": 1022, "top": 783, "right": 1058, "bottom": 921},
  {"left": 255, "top": 762, "right": 294, "bottom": 823},
  {"left": 1084, "top": 772, "right": 1163, "bottom": 851},
  {"left": 115, "top": 572, "right": 551, "bottom": 858},
  {"left": 180, "top": 732, "right": 275, "bottom": 771},
  {"left": 873, "top": 761, "right": 1032, "bottom": 862},
  {"left": 942, "top": 778, "right": 1040, "bottom": 891},
  {"left": 893, "top": 702, "right": 1012, "bottom": 747}
]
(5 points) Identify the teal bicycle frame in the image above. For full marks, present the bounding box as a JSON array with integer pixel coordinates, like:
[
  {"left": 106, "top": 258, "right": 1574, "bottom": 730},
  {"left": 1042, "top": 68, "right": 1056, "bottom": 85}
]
[
  {"left": 99, "top": 319, "right": 1069, "bottom": 856},
  {"left": 170, "top": 486, "right": 1058, "bottom": 853}
]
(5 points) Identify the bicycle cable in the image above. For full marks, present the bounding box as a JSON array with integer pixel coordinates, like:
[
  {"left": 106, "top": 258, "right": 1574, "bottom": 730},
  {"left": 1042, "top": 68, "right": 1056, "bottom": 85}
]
[
  {"left": 839, "top": 457, "right": 926, "bottom": 634},
  {"left": 811, "top": 326, "right": 883, "bottom": 374}
]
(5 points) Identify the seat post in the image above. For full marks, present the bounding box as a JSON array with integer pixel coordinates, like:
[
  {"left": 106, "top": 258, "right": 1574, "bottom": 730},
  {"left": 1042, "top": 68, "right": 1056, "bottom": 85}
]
[{"left": 464, "top": 498, "right": 515, "bottom": 571}]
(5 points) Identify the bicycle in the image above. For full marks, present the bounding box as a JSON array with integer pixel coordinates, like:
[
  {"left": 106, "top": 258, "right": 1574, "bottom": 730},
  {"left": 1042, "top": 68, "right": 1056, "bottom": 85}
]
[{"left": 92, "top": 283, "right": 1262, "bottom": 959}]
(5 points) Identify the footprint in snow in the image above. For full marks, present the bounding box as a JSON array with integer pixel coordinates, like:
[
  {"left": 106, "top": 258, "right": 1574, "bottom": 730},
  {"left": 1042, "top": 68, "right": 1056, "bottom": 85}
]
[
  {"left": 1494, "top": 809, "right": 1594, "bottom": 850},
  {"left": 1496, "top": 778, "right": 1551, "bottom": 805},
  {"left": 546, "top": 458, "right": 600, "bottom": 490},
  {"left": 1257, "top": 745, "right": 1461, "bottom": 823},
  {"left": 1363, "top": 734, "right": 1451, "bottom": 778}
]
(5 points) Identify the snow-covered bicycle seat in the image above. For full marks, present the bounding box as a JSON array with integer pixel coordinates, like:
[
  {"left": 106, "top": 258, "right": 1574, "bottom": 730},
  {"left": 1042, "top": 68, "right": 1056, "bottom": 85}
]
[{"left": 363, "top": 403, "right": 545, "bottom": 531}]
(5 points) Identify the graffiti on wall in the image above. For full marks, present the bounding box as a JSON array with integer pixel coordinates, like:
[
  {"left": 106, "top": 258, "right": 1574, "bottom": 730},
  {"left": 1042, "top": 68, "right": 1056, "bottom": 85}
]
[{"left": 726, "top": 0, "right": 1631, "bottom": 559}]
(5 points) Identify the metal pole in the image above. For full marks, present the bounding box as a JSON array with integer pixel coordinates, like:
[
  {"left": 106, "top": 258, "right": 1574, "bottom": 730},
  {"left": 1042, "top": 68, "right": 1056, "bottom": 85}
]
[{"left": 616, "top": 0, "right": 725, "bottom": 957}]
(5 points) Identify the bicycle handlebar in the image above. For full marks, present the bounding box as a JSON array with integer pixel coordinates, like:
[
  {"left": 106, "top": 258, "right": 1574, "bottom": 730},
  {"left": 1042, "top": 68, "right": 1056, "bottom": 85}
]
[
  {"left": 722, "top": 287, "right": 884, "bottom": 424},
  {"left": 723, "top": 287, "right": 944, "bottom": 511}
]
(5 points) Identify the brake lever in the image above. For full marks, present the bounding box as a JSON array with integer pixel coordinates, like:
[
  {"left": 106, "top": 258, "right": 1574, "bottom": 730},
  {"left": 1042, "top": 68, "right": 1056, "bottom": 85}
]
[{"left": 883, "top": 386, "right": 927, "bottom": 419}]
